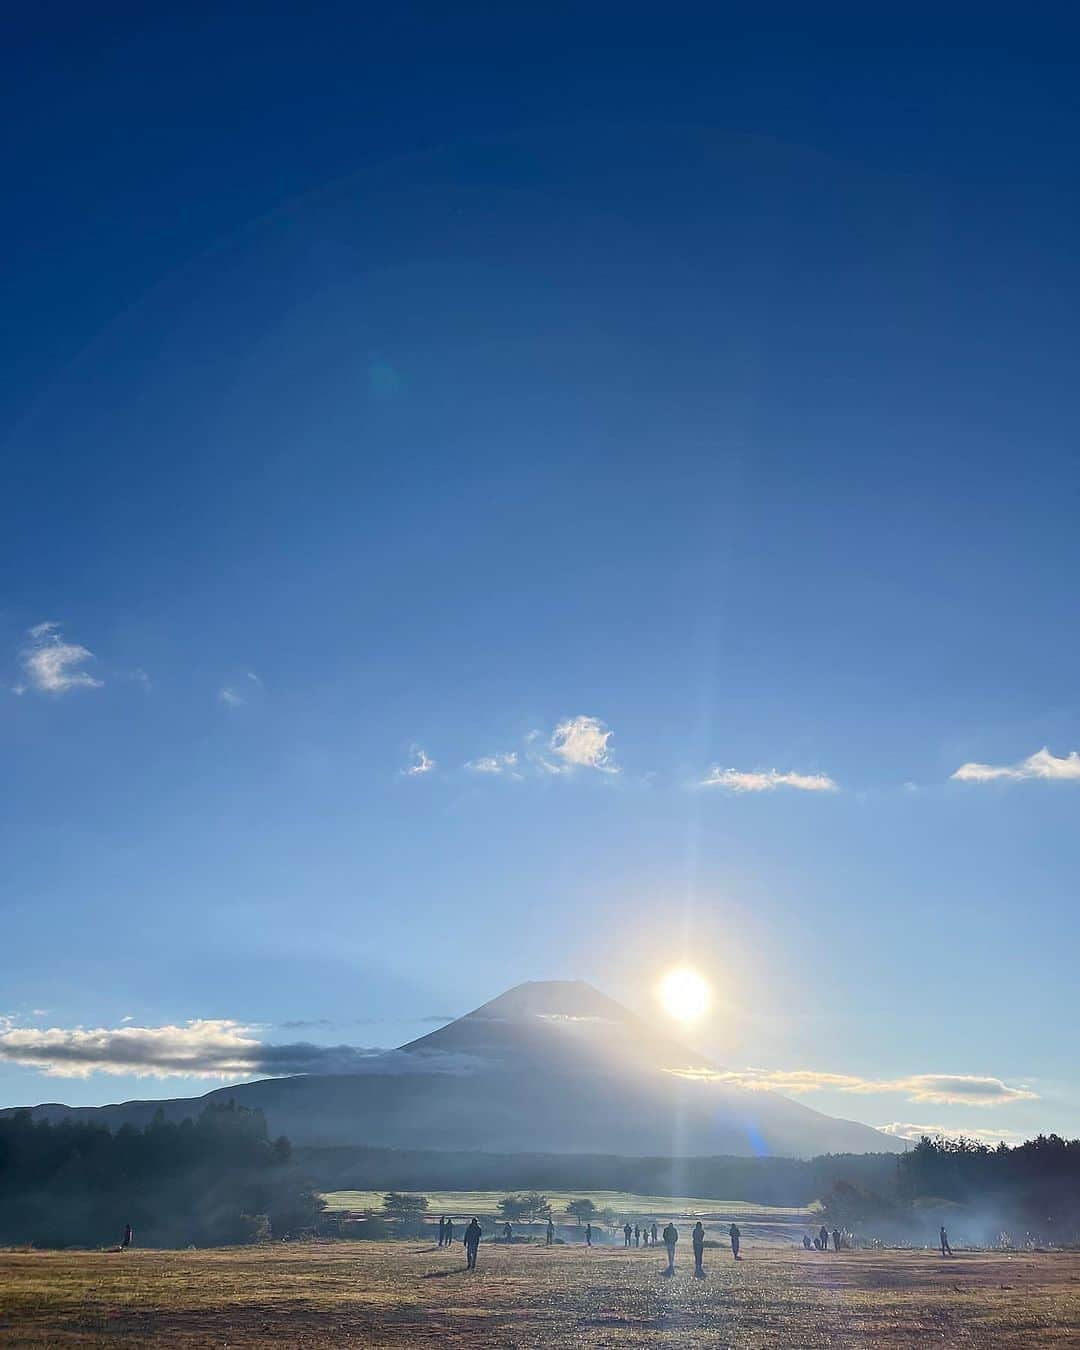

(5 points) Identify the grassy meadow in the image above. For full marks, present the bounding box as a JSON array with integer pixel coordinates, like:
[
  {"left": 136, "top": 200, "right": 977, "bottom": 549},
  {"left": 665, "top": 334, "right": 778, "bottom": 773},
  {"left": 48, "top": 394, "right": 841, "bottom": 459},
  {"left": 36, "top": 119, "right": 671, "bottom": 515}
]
[
  {"left": 321, "top": 1188, "right": 811, "bottom": 1221},
  {"left": 1, "top": 1240, "right": 1077, "bottom": 1346}
]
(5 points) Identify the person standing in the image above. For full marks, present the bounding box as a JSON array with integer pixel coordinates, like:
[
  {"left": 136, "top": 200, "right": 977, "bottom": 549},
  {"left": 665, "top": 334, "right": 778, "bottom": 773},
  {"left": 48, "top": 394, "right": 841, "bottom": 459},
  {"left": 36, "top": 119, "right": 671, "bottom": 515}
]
[
  {"left": 503, "top": 1222, "right": 512, "bottom": 1242},
  {"left": 444, "top": 1217, "right": 454, "bottom": 1247},
  {"left": 940, "top": 1225, "right": 953, "bottom": 1257},
  {"left": 651, "top": 1221, "right": 658, "bottom": 1246},
  {"left": 121, "top": 1223, "right": 133, "bottom": 1249},
  {"left": 729, "top": 1223, "right": 741, "bottom": 1260},
  {"left": 634, "top": 1223, "right": 640, "bottom": 1247},
  {"left": 464, "top": 1217, "right": 482, "bottom": 1270},
  {"left": 692, "top": 1221, "right": 705, "bottom": 1277},
  {"left": 624, "top": 1222, "right": 633, "bottom": 1248},
  {"left": 819, "top": 1225, "right": 829, "bottom": 1252},
  {"left": 585, "top": 1222, "right": 592, "bottom": 1247},
  {"left": 546, "top": 1216, "right": 555, "bottom": 1246},
  {"left": 832, "top": 1228, "right": 841, "bottom": 1253},
  {"left": 662, "top": 1221, "right": 678, "bottom": 1274},
  {"left": 437, "top": 1216, "right": 445, "bottom": 1247}
]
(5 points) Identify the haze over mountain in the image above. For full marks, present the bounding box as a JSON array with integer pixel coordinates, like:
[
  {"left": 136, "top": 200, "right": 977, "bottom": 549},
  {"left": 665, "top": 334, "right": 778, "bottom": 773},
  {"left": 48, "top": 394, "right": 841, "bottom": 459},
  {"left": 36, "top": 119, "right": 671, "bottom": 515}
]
[{"left": 8, "top": 982, "right": 901, "bottom": 1158}]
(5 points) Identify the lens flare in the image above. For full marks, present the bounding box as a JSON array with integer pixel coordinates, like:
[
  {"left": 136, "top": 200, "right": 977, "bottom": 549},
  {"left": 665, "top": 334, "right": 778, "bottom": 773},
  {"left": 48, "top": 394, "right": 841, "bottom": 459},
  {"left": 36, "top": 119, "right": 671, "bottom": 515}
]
[{"left": 658, "top": 968, "right": 711, "bottom": 1022}]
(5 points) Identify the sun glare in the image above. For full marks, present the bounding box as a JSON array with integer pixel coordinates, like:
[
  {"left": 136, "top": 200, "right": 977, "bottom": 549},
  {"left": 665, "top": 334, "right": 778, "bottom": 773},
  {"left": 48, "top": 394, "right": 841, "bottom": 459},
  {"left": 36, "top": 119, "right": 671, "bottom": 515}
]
[{"left": 658, "top": 967, "right": 711, "bottom": 1022}]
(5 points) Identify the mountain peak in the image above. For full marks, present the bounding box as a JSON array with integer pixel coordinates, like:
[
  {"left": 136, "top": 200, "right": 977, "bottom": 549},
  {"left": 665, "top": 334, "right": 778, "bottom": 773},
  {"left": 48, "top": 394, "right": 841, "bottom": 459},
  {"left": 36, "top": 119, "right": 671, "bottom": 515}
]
[
  {"left": 468, "top": 979, "right": 626, "bottom": 1021},
  {"left": 400, "top": 977, "right": 690, "bottom": 1069}
]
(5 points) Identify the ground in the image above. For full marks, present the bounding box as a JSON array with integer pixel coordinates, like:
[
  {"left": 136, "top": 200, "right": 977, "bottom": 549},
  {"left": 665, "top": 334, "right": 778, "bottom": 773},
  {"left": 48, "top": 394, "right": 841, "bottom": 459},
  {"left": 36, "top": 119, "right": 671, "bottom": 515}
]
[{"left": 1, "top": 1241, "right": 1077, "bottom": 1347}]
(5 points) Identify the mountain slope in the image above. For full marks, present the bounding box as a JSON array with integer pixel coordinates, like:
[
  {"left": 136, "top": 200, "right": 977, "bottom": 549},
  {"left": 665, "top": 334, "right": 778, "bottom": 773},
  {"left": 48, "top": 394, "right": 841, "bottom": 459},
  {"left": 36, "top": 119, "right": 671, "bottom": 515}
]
[{"left": 5, "top": 981, "right": 904, "bottom": 1158}]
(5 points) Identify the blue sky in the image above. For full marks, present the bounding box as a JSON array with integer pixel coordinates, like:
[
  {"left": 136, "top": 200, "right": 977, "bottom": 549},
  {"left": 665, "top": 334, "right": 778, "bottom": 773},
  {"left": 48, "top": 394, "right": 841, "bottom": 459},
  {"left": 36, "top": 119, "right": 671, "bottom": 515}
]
[{"left": 2, "top": 4, "right": 1078, "bottom": 1144}]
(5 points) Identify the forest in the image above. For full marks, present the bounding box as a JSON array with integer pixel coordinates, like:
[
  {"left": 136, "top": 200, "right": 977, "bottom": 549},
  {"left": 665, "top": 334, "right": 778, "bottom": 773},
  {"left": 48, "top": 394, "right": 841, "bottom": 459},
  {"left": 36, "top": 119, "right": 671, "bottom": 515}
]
[
  {"left": 0, "top": 1101, "right": 323, "bottom": 1248},
  {"left": 818, "top": 1135, "right": 1080, "bottom": 1244}
]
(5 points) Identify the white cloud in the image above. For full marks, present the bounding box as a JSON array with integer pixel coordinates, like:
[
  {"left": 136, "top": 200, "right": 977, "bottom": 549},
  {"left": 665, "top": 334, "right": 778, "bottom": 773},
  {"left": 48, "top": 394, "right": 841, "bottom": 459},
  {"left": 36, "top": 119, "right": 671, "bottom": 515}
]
[
  {"left": 550, "top": 715, "right": 618, "bottom": 773},
  {"left": 700, "top": 767, "right": 838, "bottom": 792},
  {"left": 0, "top": 1019, "right": 489, "bottom": 1080},
  {"left": 952, "top": 746, "right": 1080, "bottom": 784},
  {"left": 404, "top": 747, "right": 436, "bottom": 776},
  {"left": 466, "top": 752, "right": 520, "bottom": 775},
  {"left": 219, "top": 687, "right": 244, "bottom": 707},
  {"left": 0, "top": 1018, "right": 394, "bottom": 1079},
  {"left": 21, "top": 622, "right": 102, "bottom": 693},
  {"left": 670, "top": 1066, "right": 1037, "bottom": 1106},
  {"left": 877, "top": 1121, "right": 1028, "bottom": 1145},
  {"left": 0, "top": 1019, "right": 267, "bottom": 1079}
]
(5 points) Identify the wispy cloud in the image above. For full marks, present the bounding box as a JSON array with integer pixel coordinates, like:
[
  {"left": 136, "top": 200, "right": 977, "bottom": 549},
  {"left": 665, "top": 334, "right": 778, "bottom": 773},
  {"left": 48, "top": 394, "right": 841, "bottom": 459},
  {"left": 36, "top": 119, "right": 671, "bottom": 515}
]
[
  {"left": 465, "top": 751, "right": 520, "bottom": 776},
  {"left": 549, "top": 715, "right": 618, "bottom": 773},
  {"left": 952, "top": 746, "right": 1080, "bottom": 784},
  {"left": 403, "top": 746, "right": 436, "bottom": 776},
  {"left": 670, "top": 1066, "right": 1037, "bottom": 1106},
  {"left": 878, "top": 1121, "right": 1028, "bottom": 1144},
  {"left": 0, "top": 1019, "right": 390, "bottom": 1080},
  {"left": 21, "top": 622, "right": 102, "bottom": 694},
  {"left": 0, "top": 1018, "right": 492, "bottom": 1080},
  {"left": 699, "top": 767, "right": 838, "bottom": 792},
  {"left": 219, "top": 687, "right": 245, "bottom": 707}
]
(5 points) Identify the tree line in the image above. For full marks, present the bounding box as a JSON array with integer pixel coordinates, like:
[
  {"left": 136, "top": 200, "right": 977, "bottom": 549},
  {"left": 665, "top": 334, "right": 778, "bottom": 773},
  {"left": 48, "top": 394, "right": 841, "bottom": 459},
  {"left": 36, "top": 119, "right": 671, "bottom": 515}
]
[
  {"left": 298, "top": 1143, "right": 902, "bottom": 1204},
  {"left": 819, "top": 1135, "right": 1080, "bottom": 1244},
  {"left": 0, "top": 1101, "right": 324, "bottom": 1248}
]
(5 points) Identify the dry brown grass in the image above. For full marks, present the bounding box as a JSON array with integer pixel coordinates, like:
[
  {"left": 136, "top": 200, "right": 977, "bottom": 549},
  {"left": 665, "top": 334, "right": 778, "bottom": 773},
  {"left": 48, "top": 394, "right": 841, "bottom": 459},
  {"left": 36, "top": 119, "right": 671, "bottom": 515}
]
[{"left": 0, "top": 1240, "right": 1077, "bottom": 1347}]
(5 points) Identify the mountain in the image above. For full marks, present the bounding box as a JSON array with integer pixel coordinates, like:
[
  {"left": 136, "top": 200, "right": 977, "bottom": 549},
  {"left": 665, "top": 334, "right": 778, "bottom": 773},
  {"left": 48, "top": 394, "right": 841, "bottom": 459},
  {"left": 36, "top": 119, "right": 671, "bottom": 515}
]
[{"left": 5, "top": 981, "right": 903, "bottom": 1158}]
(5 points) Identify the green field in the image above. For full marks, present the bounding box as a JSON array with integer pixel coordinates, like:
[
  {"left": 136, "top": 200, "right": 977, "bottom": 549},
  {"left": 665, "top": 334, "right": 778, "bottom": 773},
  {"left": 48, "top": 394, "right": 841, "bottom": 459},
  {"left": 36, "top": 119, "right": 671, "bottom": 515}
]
[{"left": 322, "top": 1189, "right": 811, "bottom": 1225}]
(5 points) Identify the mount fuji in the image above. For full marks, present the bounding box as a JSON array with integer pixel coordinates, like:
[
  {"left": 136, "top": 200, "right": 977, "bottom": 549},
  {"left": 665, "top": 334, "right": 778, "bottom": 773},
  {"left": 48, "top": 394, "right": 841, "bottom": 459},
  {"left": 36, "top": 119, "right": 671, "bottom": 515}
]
[{"left": 9, "top": 981, "right": 903, "bottom": 1157}]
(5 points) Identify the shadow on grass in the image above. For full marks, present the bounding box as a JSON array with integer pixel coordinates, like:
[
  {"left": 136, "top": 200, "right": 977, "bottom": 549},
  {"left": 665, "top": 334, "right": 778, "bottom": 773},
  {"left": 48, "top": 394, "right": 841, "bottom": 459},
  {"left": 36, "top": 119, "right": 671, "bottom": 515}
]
[{"left": 421, "top": 1267, "right": 469, "bottom": 1279}]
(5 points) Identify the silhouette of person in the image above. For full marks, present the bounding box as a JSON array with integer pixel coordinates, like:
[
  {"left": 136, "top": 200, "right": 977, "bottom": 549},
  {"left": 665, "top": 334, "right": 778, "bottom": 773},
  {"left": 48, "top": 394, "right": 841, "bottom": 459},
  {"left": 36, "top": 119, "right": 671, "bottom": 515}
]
[
  {"left": 634, "top": 1224, "right": 640, "bottom": 1247},
  {"left": 813, "top": 1236, "right": 822, "bottom": 1250},
  {"left": 585, "top": 1223, "right": 592, "bottom": 1247},
  {"left": 546, "top": 1217, "right": 555, "bottom": 1246},
  {"left": 803, "top": 1234, "right": 812, "bottom": 1249},
  {"left": 651, "top": 1221, "right": 658, "bottom": 1246},
  {"left": 503, "top": 1222, "right": 512, "bottom": 1242},
  {"left": 819, "top": 1225, "right": 829, "bottom": 1251},
  {"left": 940, "top": 1225, "right": 953, "bottom": 1257},
  {"left": 437, "top": 1216, "right": 445, "bottom": 1247},
  {"left": 121, "top": 1223, "right": 132, "bottom": 1249},
  {"left": 662, "top": 1221, "right": 678, "bottom": 1274},
  {"left": 729, "top": 1223, "right": 741, "bottom": 1260},
  {"left": 444, "top": 1218, "right": 454, "bottom": 1246},
  {"left": 464, "top": 1217, "right": 482, "bottom": 1270},
  {"left": 624, "top": 1222, "right": 633, "bottom": 1247},
  {"left": 832, "top": 1228, "right": 841, "bottom": 1253},
  {"left": 692, "top": 1221, "right": 705, "bottom": 1276}
]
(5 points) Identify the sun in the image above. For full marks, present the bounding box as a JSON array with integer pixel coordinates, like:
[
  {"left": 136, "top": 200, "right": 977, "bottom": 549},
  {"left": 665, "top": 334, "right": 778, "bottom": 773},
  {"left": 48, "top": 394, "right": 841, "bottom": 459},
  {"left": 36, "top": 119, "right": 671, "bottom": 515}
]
[{"left": 658, "top": 967, "right": 711, "bottom": 1022}]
